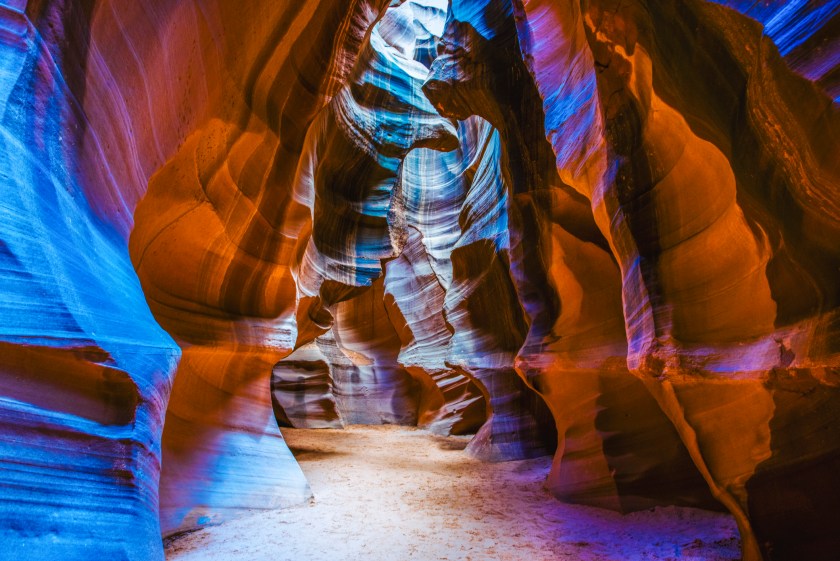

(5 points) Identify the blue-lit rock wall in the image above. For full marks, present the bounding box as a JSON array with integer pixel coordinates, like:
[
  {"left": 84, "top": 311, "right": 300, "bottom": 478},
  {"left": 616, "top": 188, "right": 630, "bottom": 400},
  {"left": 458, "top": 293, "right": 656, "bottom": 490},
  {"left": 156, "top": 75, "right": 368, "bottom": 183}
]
[
  {"left": 0, "top": 0, "right": 388, "bottom": 558},
  {"left": 0, "top": 3, "right": 180, "bottom": 560},
  {"left": 708, "top": 0, "right": 840, "bottom": 101},
  {"left": 1, "top": 1, "right": 839, "bottom": 561}
]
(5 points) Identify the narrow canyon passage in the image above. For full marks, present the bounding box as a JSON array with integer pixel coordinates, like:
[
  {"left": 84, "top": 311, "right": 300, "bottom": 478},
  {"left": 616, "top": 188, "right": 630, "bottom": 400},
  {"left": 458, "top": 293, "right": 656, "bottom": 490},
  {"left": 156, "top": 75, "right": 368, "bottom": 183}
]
[
  {"left": 165, "top": 426, "right": 740, "bottom": 561},
  {"left": 2, "top": 1, "right": 839, "bottom": 560}
]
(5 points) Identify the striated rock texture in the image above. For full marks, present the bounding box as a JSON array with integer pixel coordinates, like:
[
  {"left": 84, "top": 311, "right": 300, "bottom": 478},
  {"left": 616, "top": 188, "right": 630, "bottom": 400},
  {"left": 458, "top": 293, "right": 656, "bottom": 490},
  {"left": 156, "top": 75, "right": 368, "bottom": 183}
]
[
  {"left": 272, "top": 342, "right": 343, "bottom": 430},
  {"left": 127, "top": 0, "right": 397, "bottom": 540},
  {"left": 707, "top": 0, "right": 840, "bottom": 102},
  {"left": 281, "top": 1, "right": 471, "bottom": 429},
  {"left": 512, "top": 0, "right": 840, "bottom": 559},
  {"left": 0, "top": 0, "right": 389, "bottom": 558},
  {"left": 425, "top": 0, "right": 716, "bottom": 501},
  {"left": 1, "top": 0, "right": 839, "bottom": 560},
  {"left": 0, "top": 3, "right": 181, "bottom": 560}
]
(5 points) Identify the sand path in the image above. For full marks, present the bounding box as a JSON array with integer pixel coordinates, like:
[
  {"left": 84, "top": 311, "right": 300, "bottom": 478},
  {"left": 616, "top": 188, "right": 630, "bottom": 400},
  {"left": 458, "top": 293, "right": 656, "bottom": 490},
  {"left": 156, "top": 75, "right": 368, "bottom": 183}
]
[{"left": 165, "top": 425, "right": 740, "bottom": 561}]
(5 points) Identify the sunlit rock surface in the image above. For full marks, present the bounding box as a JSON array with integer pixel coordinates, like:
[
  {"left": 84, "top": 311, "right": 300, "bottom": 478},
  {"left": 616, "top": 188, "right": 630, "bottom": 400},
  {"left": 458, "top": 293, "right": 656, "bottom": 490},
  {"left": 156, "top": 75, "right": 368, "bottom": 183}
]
[
  {"left": 1, "top": 0, "right": 838, "bottom": 560},
  {"left": 425, "top": 0, "right": 718, "bottom": 500},
  {"left": 0, "top": 0, "right": 389, "bottom": 557},
  {"left": 0, "top": 3, "right": 181, "bottom": 560},
  {"left": 514, "top": 0, "right": 840, "bottom": 559},
  {"left": 127, "top": 0, "right": 402, "bottom": 540}
]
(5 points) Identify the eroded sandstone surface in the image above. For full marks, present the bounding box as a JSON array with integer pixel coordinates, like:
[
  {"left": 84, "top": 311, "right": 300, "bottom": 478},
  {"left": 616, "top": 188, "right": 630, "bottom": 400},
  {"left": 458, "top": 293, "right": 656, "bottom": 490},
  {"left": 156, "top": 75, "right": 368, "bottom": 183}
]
[{"left": 0, "top": 1, "right": 838, "bottom": 560}]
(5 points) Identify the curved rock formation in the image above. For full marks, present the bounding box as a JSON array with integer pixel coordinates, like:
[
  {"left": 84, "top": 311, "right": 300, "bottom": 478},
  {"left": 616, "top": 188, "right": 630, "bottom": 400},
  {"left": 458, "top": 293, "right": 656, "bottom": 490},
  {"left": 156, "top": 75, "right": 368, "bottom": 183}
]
[
  {"left": 1, "top": 0, "right": 390, "bottom": 557},
  {"left": 708, "top": 0, "right": 840, "bottom": 102},
  {"left": 514, "top": 0, "right": 840, "bottom": 559},
  {"left": 425, "top": 0, "right": 719, "bottom": 503},
  {"left": 1, "top": 0, "right": 838, "bottom": 560},
  {"left": 283, "top": 1, "right": 465, "bottom": 427},
  {"left": 272, "top": 342, "right": 344, "bottom": 430},
  {"left": 0, "top": 3, "right": 180, "bottom": 559},
  {"left": 127, "top": 0, "right": 402, "bottom": 539}
]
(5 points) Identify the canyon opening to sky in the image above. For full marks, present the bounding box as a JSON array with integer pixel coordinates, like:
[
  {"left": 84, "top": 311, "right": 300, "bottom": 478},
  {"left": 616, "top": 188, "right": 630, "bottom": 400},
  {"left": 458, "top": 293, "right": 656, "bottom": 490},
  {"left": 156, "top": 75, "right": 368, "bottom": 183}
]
[{"left": 1, "top": 0, "right": 839, "bottom": 560}]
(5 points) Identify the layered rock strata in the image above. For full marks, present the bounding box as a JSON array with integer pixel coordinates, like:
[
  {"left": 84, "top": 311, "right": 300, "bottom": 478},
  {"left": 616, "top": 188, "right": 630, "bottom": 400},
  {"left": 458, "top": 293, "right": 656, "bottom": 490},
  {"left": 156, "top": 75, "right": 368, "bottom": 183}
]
[
  {"left": 513, "top": 1, "right": 840, "bottom": 559},
  {"left": 1, "top": 0, "right": 391, "bottom": 558},
  {"left": 128, "top": 0, "right": 409, "bottom": 539},
  {"left": 0, "top": 1, "right": 838, "bottom": 560}
]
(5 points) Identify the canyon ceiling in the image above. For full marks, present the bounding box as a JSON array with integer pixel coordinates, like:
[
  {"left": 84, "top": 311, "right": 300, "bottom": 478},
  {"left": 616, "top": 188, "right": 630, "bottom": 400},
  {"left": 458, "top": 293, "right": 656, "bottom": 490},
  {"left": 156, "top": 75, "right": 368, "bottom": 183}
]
[{"left": 0, "top": 0, "right": 839, "bottom": 560}]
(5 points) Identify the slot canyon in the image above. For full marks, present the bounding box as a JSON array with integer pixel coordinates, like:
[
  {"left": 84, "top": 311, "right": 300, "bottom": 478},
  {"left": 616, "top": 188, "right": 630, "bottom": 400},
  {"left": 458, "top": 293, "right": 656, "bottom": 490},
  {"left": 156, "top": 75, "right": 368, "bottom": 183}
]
[{"left": 0, "top": 0, "right": 839, "bottom": 559}]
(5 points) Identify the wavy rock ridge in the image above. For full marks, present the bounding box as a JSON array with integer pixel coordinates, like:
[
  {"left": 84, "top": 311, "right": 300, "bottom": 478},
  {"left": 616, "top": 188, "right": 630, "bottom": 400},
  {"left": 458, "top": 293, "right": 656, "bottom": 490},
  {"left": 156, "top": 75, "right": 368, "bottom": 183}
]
[{"left": 0, "top": 1, "right": 838, "bottom": 560}]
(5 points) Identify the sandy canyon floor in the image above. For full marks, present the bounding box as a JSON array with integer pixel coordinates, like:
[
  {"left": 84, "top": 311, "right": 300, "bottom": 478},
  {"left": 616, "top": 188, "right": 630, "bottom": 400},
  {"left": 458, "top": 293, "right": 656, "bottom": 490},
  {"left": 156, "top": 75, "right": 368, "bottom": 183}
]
[{"left": 165, "top": 425, "right": 741, "bottom": 561}]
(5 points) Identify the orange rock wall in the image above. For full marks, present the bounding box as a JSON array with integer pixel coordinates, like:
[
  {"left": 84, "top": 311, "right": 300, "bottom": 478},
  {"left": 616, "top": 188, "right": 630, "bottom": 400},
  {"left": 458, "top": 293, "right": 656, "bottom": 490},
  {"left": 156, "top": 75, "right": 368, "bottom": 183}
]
[{"left": 1, "top": 2, "right": 839, "bottom": 561}]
